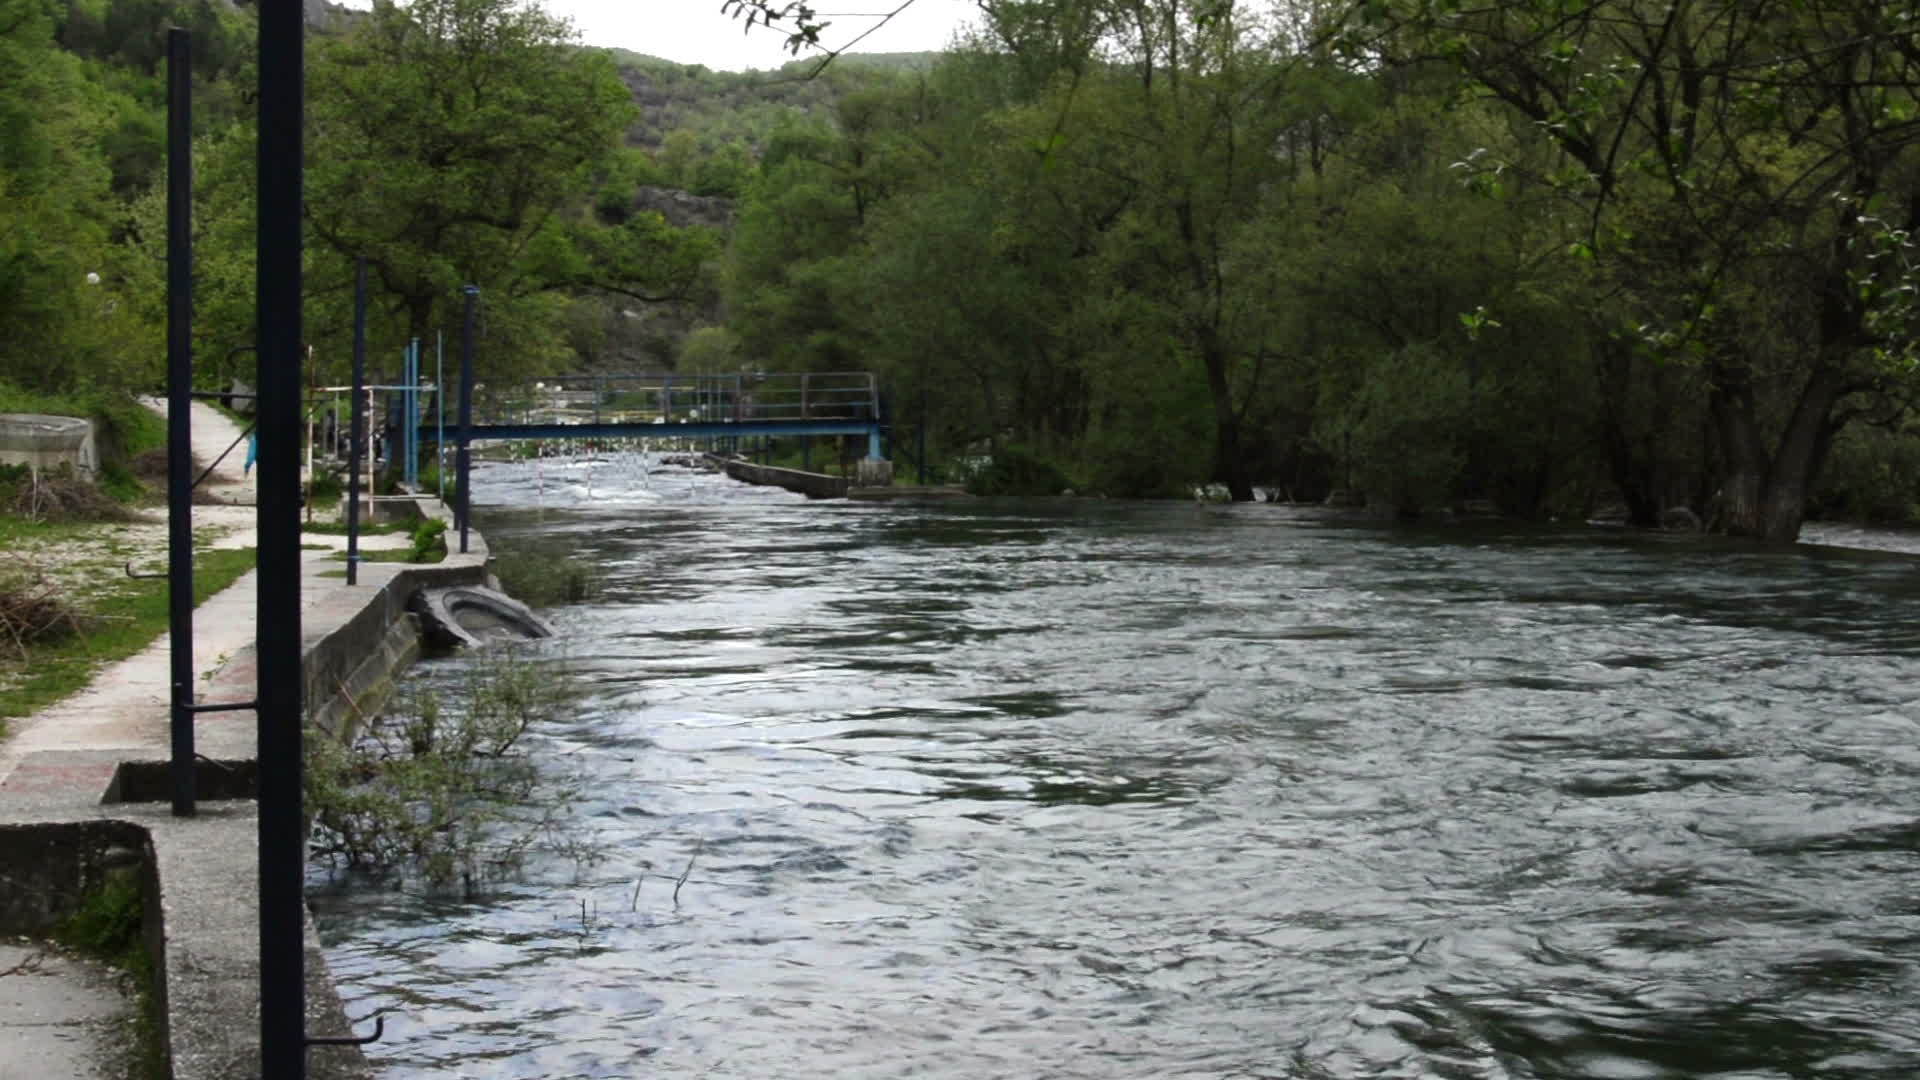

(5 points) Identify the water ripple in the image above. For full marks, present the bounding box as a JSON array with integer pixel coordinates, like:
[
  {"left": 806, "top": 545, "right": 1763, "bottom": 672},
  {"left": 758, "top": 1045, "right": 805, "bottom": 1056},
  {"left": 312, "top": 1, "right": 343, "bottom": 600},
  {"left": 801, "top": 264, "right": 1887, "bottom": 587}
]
[{"left": 314, "top": 465, "right": 1920, "bottom": 1078}]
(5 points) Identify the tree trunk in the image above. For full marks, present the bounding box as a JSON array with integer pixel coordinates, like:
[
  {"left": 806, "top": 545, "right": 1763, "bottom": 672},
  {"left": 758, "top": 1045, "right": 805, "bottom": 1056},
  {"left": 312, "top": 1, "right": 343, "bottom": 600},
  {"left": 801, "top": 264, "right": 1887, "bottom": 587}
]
[
  {"left": 1709, "top": 358, "right": 1844, "bottom": 543},
  {"left": 1707, "top": 358, "right": 1769, "bottom": 536},
  {"left": 1201, "top": 333, "right": 1253, "bottom": 501},
  {"left": 1595, "top": 343, "right": 1662, "bottom": 527},
  {"left": 1753, "top": 364, "right": 1845, "bottom": 542}
]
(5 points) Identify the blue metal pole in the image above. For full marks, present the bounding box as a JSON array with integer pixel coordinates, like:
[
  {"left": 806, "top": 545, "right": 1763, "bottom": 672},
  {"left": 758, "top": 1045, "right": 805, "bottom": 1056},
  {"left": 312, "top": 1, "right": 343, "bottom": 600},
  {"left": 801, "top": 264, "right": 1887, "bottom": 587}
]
[
  {"left": 436, "top": 331, "right": 445, "bottom": 502},
  {"left": 458, "top": 285, "right": 477, "bottom": 554}
]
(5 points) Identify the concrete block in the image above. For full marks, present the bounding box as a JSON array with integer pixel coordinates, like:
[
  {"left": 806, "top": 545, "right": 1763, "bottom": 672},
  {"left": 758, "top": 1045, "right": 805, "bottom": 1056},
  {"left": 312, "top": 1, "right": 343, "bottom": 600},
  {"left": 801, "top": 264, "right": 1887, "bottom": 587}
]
[{"left": 0, "top": 414, "right": 97, "bottom": 475}]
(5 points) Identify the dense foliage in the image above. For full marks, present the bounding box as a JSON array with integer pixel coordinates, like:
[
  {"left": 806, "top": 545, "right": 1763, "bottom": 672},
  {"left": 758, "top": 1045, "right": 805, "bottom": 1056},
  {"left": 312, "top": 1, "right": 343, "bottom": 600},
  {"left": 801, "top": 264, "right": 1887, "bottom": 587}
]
[
  {"left": 711, "top": 0, "right": 1920, "bottom": 537},
  {"left": 2, "top": 0, "right": 723, "bottom": 410},
  {"left": 5, "top": 0, "right": 1917, "bottom": 538}
]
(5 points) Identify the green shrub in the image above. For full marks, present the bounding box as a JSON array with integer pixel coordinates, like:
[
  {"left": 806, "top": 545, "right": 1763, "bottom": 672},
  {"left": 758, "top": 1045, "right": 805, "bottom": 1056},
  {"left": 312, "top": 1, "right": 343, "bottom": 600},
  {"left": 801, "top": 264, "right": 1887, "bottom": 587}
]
[
  {"left": 307, "top": 467, "right": 344, "bottom": 509},
  {"left": 965, "top": 445, "right": 1073, "bottom": 496},
  {"left": 1317, "top": 344, "right": 1473, "bottom": 516},
  {"left": 98, "top": 461, "right": 143, "bottom": 503},
  {"left": 55, "top": 876, "right": 144, "bottom": 967},
  {"left": 492, "top": 546, "right": 601, "bottom": 607},
  {"left": 1808, "top": 424, "right": 1920, "bottom": 525},
  {"left": 0, "top": 463, "right": 28, "bottom": 504},
  {"left": 407, "top": 518, "right": 448, "bottom": 563},
  {"left": 307, "top": 646, "right": 585, "bottom": 894}
]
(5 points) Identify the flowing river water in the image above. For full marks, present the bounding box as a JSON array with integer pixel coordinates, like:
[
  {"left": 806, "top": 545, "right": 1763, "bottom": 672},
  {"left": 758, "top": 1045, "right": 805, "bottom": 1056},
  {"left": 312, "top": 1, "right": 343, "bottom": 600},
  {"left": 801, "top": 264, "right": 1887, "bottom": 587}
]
[{"left": 312, "top": 456, "right": 1920, "bottom": 1079}]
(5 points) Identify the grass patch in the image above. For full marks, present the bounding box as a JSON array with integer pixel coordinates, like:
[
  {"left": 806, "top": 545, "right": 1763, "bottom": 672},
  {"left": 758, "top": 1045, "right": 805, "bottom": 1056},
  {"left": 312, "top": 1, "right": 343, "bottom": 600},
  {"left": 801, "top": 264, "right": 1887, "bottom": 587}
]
[
  {"left": 325, "top": 519, "right": 446, "bottom": 564},
  {"left": 0, "top": 547, "right": 257, "bottom": 724},
  {"left": 0, "top": 515, "right": 103, "bottom": 550},
  {"left": 54, "top": 874, "right": 167, "bottom": 1080},
  {"left": 300, "top": 519, "right": 411, "bottom": 536},
  {"left": 54, "top": 875, "right": 145, "bottom": 973}
]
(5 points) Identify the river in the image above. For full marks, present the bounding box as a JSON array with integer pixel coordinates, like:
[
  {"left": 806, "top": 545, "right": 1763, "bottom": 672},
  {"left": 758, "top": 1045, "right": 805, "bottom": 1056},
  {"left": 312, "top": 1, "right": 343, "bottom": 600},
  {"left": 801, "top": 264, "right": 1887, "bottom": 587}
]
[{"left": 312, "top": 454, "right": 1920, "bottom": 1079}]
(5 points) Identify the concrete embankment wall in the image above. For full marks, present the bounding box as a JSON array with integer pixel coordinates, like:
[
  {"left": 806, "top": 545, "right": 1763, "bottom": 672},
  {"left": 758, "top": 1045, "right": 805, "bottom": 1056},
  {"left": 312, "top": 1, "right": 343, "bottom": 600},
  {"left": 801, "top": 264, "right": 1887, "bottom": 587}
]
[
  {"left": 300, "top": 560, "right": 489, "bottom": 740},
  {"left": 711, "top": 455, "right": 852, "bottom": 499}
]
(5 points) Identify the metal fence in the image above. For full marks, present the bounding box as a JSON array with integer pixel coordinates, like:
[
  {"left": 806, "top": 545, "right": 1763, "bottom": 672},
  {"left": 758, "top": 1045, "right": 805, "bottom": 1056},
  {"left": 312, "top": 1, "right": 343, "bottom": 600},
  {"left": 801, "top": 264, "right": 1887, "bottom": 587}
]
[{"left": 476, "top": 371, "right": 879, "bottom": 428}]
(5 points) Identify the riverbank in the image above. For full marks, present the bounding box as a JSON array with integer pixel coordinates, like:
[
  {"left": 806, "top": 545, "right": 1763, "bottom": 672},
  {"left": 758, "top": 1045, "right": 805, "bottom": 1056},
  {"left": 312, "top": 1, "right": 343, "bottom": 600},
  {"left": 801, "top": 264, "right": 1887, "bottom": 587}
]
[
  {"left": 0, "top": 401, "right": 493, "bottom": 1079},
  {"left": 0, "top": 511, "right": 491, "bottom": 1080}
]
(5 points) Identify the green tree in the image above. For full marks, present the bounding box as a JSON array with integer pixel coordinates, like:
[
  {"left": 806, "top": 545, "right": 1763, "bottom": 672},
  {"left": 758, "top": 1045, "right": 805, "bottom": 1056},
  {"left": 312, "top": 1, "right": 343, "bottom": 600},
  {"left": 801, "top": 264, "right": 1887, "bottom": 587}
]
[
  {"left": 967, "top": 0, "right": 1344, "bottom": 501},
  {"left": 304, "top": 0, "right": 671, "bottom": 375},
  {"left": 0, "top": 0, "right": 150, "bottom": 392},
  {"left": 1360, "top": 0, "right": 1920, "bottom": 540}
]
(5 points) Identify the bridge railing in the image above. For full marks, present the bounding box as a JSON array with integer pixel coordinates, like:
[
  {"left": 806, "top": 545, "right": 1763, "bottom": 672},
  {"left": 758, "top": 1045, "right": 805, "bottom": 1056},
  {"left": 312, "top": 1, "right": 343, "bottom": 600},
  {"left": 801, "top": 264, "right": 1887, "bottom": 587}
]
[{"left": 474, "top": 371, "right": 879, "bottom": 429}]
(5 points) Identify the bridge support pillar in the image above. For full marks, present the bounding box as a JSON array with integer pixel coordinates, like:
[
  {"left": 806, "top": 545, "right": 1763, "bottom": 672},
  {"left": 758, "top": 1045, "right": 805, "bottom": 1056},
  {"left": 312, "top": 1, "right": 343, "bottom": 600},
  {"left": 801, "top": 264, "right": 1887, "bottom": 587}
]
[
  {"left": 867, "top": 430, "right": 884, "bottom": 461},
  {"left": 856, "top": 458, "right": 894, "bottom": 488}
]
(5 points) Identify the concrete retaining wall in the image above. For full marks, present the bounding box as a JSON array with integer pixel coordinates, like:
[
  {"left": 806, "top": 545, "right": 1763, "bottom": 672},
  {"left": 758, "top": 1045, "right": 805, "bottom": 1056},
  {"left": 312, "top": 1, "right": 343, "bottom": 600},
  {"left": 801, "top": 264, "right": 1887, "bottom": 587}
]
[
  {"left": 0, "top": 819, "right": 155, "bottom": 937},
  {"left": 715, "top": 456, "right": 851, "bottom": 498},
  {"left": 302, "top": 563, "right": 487, "bottom": 741}
]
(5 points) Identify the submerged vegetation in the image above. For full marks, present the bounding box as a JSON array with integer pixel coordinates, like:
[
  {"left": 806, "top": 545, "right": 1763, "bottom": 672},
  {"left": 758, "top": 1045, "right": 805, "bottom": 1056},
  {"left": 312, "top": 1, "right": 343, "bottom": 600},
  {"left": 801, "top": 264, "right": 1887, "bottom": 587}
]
[
  {"left": 307, "top": 645, "right": 589, "bottom": 895},
  {"left": 490, "top": 544, "right": 603, "bottom": 607}
]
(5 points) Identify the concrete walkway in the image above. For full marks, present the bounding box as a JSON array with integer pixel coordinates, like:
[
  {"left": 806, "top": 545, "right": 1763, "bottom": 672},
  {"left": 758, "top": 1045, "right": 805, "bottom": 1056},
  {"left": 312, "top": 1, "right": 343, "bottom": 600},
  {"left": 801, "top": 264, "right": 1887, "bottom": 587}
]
[
  {"left": 0, "top": 941, "right": 134, "bottom": 1080},
  {"left": 0, "top": 400, "right": 443, "bottom": 1080},
  {"left": 0, "top": 402, "right": 408, "bottom": 787}
]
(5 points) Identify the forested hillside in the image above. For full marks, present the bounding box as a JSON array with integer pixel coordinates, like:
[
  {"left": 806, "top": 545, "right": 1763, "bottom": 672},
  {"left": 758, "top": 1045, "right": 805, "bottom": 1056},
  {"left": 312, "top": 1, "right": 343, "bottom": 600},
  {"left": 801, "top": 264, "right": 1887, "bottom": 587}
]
[
  {"left": 2, "top": 0, "right": 741, "bottom": 409},
  {"left": 710, "top": 0, "right": 1920, "bottom": 537},
  {"left": 4, "top": 0, "right": 1917, "bottom": 538}
]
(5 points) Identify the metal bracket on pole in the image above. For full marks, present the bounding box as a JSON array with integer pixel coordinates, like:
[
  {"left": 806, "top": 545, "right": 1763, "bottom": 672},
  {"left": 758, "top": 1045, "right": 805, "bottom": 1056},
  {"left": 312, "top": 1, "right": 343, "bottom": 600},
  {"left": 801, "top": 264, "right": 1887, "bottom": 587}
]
[
  {"left": 182, "top": 700, "right": 258, "bottom": 715},
  {"left": 306, "top": 1014, "right": 386, "bottom": 1048}
]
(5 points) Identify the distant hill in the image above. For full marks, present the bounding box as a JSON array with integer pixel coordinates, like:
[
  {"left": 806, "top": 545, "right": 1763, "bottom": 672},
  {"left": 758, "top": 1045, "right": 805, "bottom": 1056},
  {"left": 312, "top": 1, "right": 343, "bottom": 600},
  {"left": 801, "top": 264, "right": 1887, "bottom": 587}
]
[
  {"left": 604, "top": 48, "right": 942, "bottom": 151},
  {"left": 831, "top": 51, "right": 942, "bottom": 72}
]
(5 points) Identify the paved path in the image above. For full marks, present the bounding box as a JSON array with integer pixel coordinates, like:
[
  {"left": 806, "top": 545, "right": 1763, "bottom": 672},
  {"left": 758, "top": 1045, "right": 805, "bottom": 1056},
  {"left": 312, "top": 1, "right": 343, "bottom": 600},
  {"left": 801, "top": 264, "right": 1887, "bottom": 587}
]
[
  {"left": 0, "top": 402, "right": 407, "bottom": 786},
  {"left": 0, "top": 399, "right": 416, "bottom": 1080},
  {"left": 0, "top": 942, "right": 133, "bottom": 1080}
]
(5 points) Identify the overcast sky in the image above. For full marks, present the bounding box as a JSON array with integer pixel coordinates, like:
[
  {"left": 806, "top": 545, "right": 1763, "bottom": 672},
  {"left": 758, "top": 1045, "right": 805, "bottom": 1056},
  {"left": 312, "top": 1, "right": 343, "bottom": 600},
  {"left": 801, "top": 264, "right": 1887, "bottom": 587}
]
[
  {"left": 336, "top": 1, "right": 979, "bottom": 71},
  {"left": 592, "top": 0, "right": 979, "bottom": 69}
]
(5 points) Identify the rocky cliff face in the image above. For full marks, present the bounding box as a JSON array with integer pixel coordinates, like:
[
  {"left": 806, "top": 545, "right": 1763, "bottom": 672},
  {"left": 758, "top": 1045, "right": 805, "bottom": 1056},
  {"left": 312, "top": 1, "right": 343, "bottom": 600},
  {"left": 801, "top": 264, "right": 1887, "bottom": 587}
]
[
  {"left": 229, "top": 0, "right": 365, "bottom": 32},
  {"left": 631, "top": 186, "right": 734, "bottom": 229}
]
